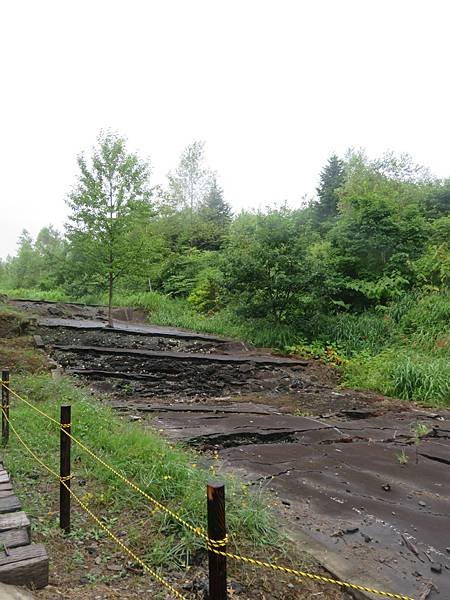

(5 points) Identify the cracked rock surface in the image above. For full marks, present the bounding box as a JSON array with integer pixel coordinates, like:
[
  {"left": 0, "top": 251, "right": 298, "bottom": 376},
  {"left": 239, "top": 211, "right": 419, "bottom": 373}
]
[{"left": 17, "top": 299, "right": 450, "bottom": 600}]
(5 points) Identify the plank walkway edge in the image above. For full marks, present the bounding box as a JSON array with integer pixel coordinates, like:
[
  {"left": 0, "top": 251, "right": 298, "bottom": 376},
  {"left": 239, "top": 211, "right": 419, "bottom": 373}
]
[
  {"left": 0, "top": 545, "right": 48, "bottom": 590},
  {"left": 0, "top": 464, "right": 48, "bottom": 590}
]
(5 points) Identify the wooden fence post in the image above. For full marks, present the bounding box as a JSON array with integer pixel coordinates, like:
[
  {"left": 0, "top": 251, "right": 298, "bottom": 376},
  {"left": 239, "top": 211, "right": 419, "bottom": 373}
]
[
  {"left": 2, "top": 369, "right": 10, "bottom": 446},
  {"left": 207, "top": 482, "right": 227, "bottom": 600},
  {"left": 59, "top": 405, "right": 71, "bottom": 534}
]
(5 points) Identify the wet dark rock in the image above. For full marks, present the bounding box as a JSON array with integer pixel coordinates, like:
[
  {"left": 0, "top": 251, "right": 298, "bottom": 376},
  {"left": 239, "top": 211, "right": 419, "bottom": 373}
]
[
  {"left": 344, "top": 527, "right": 359, "bottom": 534},
  {"left": 431, "top": 564, "right": 442, "bottom": 574}
]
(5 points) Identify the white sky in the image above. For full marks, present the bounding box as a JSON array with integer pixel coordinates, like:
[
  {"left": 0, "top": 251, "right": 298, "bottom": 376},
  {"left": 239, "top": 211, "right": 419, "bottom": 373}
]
[{"left": 1, "top": 0, "right": 449, "bottom": 258}]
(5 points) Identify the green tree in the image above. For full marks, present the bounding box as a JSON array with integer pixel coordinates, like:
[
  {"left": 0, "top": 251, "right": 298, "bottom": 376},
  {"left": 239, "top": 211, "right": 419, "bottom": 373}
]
[
  {"left": 200, "top": 178, "right": 232, "bottom": 225},
  {"left": 328, "top": 153, "right": 428, "bottom": 306},
  {"left": 34, "top": 226, "right": 67, "bottom": 290},
  {"left": 224, "top": 209, "right": 321, "bottom": 322},
  {"left": 66, "top": 131, "right": 152, "bottom": 325},
  {"left": 423, "top": 179, "right": 450, "bottom": 219},
  {"left": 314, "top": 154, "right": 345, "bottom": 227},
  {"left": 167, "top": 141, "right": 213, "bottom": 216},
  {"left": 8, "top": 230, "right": 41, "bottom": 289}
]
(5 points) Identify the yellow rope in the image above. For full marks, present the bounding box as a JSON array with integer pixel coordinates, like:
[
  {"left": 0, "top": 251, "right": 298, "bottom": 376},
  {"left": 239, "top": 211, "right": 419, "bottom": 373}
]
[
  {"left": 1, "top": 407, "right": 187, "bottom": 600},
  {"left": 5, "top": 385, "right": 60, "bottom": 426},
  {"left": 206, "top": 546, "right": 415, "bottom": 600},
  {"left": 3, "top": 384, "right": 215, "bottom": 544},
  {"left": 4, "top": 386, "right": 416, "bottom": 600}
]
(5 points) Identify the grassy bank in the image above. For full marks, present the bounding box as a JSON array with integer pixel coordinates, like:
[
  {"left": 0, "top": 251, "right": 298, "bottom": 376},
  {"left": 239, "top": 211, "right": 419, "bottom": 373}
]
[
  {"left": 5, "top": 373, "right": 277, "bottom": 568},
  {"left": 2, "top": 287, "right": 449, "bottom": 406}
]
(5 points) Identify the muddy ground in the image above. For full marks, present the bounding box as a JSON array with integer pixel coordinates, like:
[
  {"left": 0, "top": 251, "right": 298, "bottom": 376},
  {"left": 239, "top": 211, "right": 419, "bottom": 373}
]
[{"left": 11, "top": 299, "right": 450, "bottom": 600}]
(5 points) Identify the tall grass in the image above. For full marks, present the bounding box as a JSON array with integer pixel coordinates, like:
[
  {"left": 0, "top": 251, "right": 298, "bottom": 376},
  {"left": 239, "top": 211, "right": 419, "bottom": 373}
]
[
  {"left": 308, "top": 311, "right": 398, "bottom": 356},
  {"left": 0, "top": 287, "right": 72, "bottom": 302},
  {"left": 344, "top": 350, "right": 450, "bottom": 406},
  {"left": 389, "top": 354, "right": 450, "bottom": 403},
  {"left": 106, "top": 291, "right": 301, "bottom": 348},
  {"left": 342, "top": 291, "right": 450, "bottom": 406}
]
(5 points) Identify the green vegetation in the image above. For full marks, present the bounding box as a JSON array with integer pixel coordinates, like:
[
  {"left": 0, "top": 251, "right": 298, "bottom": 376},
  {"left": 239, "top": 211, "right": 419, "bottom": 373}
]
[
  {"left": 6, "top": 373, "right": 278, "bottom": 567},
  {"left": 0, "top": 138, "right": 449, "bottom": 405}
]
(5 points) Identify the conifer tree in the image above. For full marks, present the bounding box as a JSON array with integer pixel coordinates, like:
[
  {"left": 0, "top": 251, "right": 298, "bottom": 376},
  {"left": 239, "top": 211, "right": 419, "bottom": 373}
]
[
  {"left": 201, "top": 177, "right": 232, "bottom": 226},
  {"left": 315, "top": 154, "right": 345, "bottom": 225}
]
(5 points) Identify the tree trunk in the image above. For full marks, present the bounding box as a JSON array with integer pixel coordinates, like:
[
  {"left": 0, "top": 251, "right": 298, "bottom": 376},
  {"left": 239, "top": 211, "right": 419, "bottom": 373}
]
[{"left": 108, "top": 270, "right": 114, "bottom": 328}]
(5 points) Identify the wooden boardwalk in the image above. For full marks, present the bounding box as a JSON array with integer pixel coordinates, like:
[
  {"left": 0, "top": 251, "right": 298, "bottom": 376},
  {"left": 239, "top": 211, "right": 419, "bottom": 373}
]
[{"left": 0, "top": 462, "right": 48, "bottom": 589}]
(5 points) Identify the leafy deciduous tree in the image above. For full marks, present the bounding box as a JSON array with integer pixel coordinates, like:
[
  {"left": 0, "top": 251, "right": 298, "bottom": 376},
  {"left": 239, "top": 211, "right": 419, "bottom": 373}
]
[
  {"left": 66, "top": 131, "right": 152, "bottom": 325},
  {"left": 167, "top": 141, "right": 214, "bottom": 220}
]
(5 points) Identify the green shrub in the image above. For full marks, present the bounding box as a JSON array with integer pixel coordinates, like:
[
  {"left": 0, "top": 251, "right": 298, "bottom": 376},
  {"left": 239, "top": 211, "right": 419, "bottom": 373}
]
[{"left": 187, "top": 268, "right": 223, "bottom": 313}]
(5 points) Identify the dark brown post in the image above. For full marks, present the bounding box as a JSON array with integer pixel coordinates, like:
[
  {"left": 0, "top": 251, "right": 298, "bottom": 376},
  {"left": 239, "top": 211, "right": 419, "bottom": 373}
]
[
  {"left": 60, "top": 405, "right": 71, "bottom": 534},
  {"left": 207, "top": 482, "right": 227, "bottom": 600},
  {"left": 2, "top": 369, "right": 10, "bottom": 446}
]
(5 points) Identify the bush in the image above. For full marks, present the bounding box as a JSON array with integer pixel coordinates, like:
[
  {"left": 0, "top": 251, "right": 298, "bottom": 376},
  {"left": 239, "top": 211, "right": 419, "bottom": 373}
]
[{"left": 187, "top": 268, "right": 223, "bottom": 313}]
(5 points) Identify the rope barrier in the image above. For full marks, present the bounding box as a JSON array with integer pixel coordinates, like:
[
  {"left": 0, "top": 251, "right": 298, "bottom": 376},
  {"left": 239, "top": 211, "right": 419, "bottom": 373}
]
[
  {"left": 3, "top": 383, "right": 416, "bottom": 600},
  {"left": 3, "top": 384, "right": 214, "bottom": 543},
  {"left": 4, "top": 384, "right": 60, "bottom": 426},
  {"left": 0, "top": 406, "right": 187, "bottom": 600},
  {"left": 206, "top": 546, "right": 415, "bottom": 600}
]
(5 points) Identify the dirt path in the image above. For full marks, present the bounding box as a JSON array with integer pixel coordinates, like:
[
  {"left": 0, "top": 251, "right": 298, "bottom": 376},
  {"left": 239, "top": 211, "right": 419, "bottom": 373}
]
[{"left": 15, "top": 299, "right": 450, "bottom": 600}]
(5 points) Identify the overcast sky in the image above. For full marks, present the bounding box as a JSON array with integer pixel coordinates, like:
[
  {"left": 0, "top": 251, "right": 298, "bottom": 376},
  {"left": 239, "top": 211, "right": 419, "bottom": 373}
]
[{"left": 1, "top": 0, "right": 449, "bottom": 258}]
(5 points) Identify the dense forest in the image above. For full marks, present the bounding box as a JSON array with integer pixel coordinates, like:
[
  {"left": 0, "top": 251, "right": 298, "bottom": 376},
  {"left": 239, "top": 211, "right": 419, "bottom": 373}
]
[{"left": 1, "top": 132, "right": 449, "bottom": 404}]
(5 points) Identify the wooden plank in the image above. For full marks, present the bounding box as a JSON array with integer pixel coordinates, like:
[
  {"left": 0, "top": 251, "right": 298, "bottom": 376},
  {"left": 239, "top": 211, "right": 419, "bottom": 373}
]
[
  {"left": 0, "top": 491, "right": 15, "bottom": 499},
  {"left": 0, "top": 512, "right": 30, "bottom": 534},
  {"left": 0, "top": 483, "right": 13, "bottom": 493},
  {"left": 0, "top": 495, "right": 21, "bottom": 514},
  {"left": 0, "top": 544, "right": 47, "bottom": 566},
  {"left": 0, "top": 528, "right": 30, "bottom": 549},
  {"left": 0, "top": 474, "right": 10, "bottom": 485},
  {"left": 0, "top": 544, "right": 48, "bottom": 589}
]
